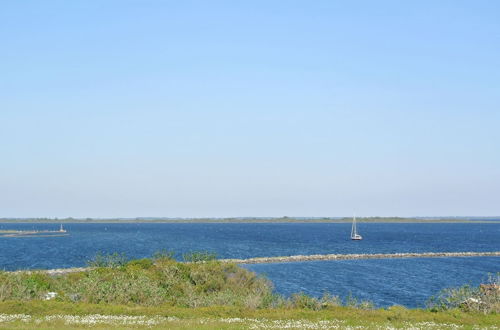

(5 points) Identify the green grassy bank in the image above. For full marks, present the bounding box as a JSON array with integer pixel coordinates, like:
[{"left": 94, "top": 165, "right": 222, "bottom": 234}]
[
  {"left": 0, "top": 301, "right": 498, "bottom": 329},
  {"left": 0, "top": 253, "right": 498, "bottom": 328}
]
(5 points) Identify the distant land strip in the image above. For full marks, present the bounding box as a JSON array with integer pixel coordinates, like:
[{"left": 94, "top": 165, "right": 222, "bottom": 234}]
[
  {"left": 221, "top": 251, "right": 500, "bottom": 264},
  {"left": 1, "top": 217, "right": 500, "bottom": 223}
]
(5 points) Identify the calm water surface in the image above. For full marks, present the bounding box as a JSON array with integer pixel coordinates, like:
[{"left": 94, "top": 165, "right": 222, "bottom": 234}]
[{"left": 0, "top": 222, "right": 498, "bottom": 307}]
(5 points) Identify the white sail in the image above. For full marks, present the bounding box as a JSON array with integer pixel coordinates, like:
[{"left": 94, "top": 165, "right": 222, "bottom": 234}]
[
  {"left": 351, "top": 214, "right": 362, "bottom": 240},
  {"left": 351, "top": 215, "right": 356, "bottom": 236}
]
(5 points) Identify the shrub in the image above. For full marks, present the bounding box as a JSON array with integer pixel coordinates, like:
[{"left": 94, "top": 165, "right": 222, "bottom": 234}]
[
  {"left": 288, "top": 293, "right": 343, "bottom": 310},
  {"left": 87, "top": 252, "right": 128, "bottom": 268},
  {"left": 427, "top": 273, "right": 499, "bottom": 314},
  {"left": 0, "top": 272, "right": 53, "bottom": 301},
  {"left": 0, "top": 252, "right": 274, "bottom": 308},
  {"left": 126, "top": 258, "right": 154, "bottom": 269},
  {"left": 152, "top": 250, "right": 175, "bottom": 261},
  {"left": 182, "top": 251, "right": 217, "bottom": 262},
  {"left": 290, "top": 293, "right": 323, "bottom": 310},
  {"left": 320, "top": 293, "right": 342, "bottom": 308},
  {"left": 345, "top": 293, "right": 374, "bottom": 310}
]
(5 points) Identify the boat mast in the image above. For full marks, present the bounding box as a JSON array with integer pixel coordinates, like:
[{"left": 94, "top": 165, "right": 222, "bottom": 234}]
[{"left": 351, "top": 213, "right": 356, "bottom": 237}]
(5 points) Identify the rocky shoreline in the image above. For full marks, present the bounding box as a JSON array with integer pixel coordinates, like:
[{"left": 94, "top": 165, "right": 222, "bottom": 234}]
[
  {"left": 222, "top": 251, "right": 500, "bottom": 264},
  {"left": 9, "top": 251, "right": 499, "bottom": 275}
]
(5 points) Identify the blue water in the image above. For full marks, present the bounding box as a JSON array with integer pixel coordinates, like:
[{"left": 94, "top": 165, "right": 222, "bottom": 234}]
[
  {"left": 243, "top": 257, "right": 498, "bottom": 308},
  {"left": 0, "top": 222, "right": 498, "bottom": 307}
]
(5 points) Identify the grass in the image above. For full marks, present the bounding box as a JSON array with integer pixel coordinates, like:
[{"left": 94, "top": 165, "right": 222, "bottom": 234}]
[
  {"left": 0, "top": 301, "right": 498, "bottom": 329},
  {"left": 0, "top": 253, "right": 498, "bottom": 328}
]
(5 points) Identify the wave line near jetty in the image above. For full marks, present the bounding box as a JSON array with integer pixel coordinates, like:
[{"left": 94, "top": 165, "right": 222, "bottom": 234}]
[
  {"left": 221, "top": 251, "right": 500, "bottom": 264},
  {"left": 11, "top": 251, "right": 500, "bottom": 275}
]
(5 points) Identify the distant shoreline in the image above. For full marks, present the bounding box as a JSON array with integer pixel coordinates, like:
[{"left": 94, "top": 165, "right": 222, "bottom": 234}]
[{"left": 0, "top": 217, "right": 499, "bottom": 224}]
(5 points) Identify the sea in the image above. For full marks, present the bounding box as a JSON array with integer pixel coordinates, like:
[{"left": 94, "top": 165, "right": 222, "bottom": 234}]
[{"left": 0, "top": 222, "right": 498, "bottom": 308}]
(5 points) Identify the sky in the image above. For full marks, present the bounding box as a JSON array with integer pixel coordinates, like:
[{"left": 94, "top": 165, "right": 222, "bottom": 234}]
[{"left": 1, "top": 1, "right": 499, "bottom": 218}]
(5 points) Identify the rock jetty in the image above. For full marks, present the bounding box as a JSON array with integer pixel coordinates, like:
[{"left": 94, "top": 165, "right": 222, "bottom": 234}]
[
  {"left": 10, "top": 251, "right": 500, "bottom": 275},
  {"left": 221, "top": 251, "right": 500, "bottom": 264}
]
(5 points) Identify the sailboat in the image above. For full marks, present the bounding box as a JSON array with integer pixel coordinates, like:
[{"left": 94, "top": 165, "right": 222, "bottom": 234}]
[
  {"left": 351, "top": 214, "right": 362, "bottom": 240},
  {"left": 59, "top": 224, "right": 67, "bottom": 233}
]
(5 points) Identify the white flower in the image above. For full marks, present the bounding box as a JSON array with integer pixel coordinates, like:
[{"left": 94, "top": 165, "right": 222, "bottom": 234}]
[{"left": 44, "top": 292, "right": 58, "bottom": 300}]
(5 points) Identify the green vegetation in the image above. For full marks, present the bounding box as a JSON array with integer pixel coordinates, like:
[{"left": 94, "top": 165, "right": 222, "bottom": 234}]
[
  {"left": 0, "top": 253, "right": 273, "bottom": 308},
  {"left": 182, "top": 251, "right": 217, "bottom": 262},
  {"left": 428, "top": 274, "right": 499, "bottom": 314},
  {"left": 0, "top": 254, "right": 498, "bottom": 328},
  {"left": 0, "top": 301, "right": 498, "bottom": 329}
]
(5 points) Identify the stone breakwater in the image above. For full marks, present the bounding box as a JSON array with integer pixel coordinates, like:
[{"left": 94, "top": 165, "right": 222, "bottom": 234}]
[
  {"left": 10, "top": 252, "right": 500, "bottom": 275},
  {"left": 221, "top": 251, "right": 500, "bottom": 264}
]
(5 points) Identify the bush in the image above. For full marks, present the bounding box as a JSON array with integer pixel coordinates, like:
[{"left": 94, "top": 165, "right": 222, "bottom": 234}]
[
  {"left": 0, "top": 272, "right": 52, "bottom": 301},
  {"left": 291, "top": 293, "right": 323, "bottom": 310},
  {"left": 152, "top": 250, "right": 175, "bottom": 261},
  {"left": 0, "top": 252, "right": 274, "bottom": 309},
  {"left": 87, "top": 252, "right": 128, "bottom": 268},
  {"left": 344, "top": 293, "right": 374, "bottom": 310},
  {"left": 126, "top": 258, "right": 154, "bottom": 269},
  {"left": 427, "top": 273, "right": 499, "bottom": 314},
  {"left": 182, "top": 251, "right": 217, "bottom": 262}
]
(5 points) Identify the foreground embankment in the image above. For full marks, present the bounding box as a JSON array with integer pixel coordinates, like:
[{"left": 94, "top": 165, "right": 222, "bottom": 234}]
[
  {"left": 222, "top": 251, "right": 500, "bottom": 264},
  {"left": 1, "top": 255, "right": 498, "bottom": 328},
  {"left": 0, "top": 301, "right": 499, "bottom": 329}
]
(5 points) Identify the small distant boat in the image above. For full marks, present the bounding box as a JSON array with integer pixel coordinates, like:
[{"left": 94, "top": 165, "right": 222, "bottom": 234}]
[
  {"left": 59, "top": 224, "right": 67, "bottom": 233},
  {"left": 351, "top": 215, "right": 362, "bottom": 240}
]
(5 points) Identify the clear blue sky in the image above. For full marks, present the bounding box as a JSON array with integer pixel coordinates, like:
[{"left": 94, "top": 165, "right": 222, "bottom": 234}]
[{"left": 1, "top": 1, "right": 499, "bottom": 218}]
